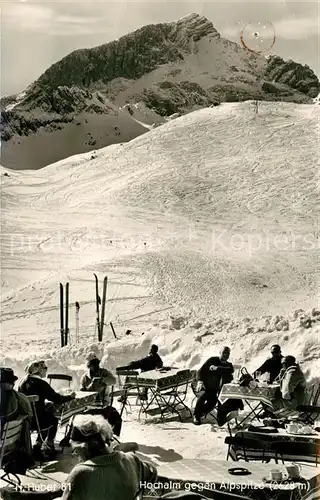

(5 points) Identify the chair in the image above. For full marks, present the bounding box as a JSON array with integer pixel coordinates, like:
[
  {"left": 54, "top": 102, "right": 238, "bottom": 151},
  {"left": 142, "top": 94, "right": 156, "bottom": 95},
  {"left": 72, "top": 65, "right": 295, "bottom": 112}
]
[
  {"left": 0, "top": 419, "right": 25, "bottom": 486},
  {"left": 190, "top": 370, "right": 219, "bottom": 423},
  {"left": 115, "top": 370, "right": 144, "bottom": 417},
  {"left": 224, "top": 432, "right": 274, "bottom": 462},
  {"left": 297, "top": 381, "right": 320, "bottom": 424},
  {"left": 270, "top": 441, "right": 319, "bottom": 466},
  {"left": 47, "top": 374, "right": 72, "bottom": 388},
  {"left": 25, "top": 395, "right": 50, "bottom": 458}
]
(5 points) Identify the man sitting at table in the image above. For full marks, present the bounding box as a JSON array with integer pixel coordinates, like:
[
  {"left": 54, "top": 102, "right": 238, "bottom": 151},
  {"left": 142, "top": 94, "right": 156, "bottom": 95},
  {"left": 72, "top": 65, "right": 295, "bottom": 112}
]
[
  {"left": 19, "top": 360, "right": 75, "bottom": 457},
  {"left": 117, "top": 344, "right": 163, "bottom": 401},
  {"left": 270, "top": 355, "right": 308, "bottom": 412},
  {"left": 254, "top": 344, "right": 283, "bottom": 384},
  {"left": 193, "top": 346, "right": 234, "bottom": 425},
  {"left": 118, "top": 344, "right": 163, "bottom": 373},
  {"left": 81, "top": 354, "right": 116, "bottom": 403}
]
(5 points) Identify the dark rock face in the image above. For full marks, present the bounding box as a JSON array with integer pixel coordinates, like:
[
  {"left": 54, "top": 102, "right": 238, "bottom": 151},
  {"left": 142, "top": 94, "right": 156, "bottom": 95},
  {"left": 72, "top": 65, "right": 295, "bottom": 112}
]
[
  {"left": 21, "top": 13, "right": 218, "bottom": 111},
  {"left": 1, "top": 13, "right": 318, "bottom": 148},
  {"left": 0, "top": 109, "right": 73, "bottom": 141},
  {"left": 265, "top": 56, "right": 320, "bottom": 98}
]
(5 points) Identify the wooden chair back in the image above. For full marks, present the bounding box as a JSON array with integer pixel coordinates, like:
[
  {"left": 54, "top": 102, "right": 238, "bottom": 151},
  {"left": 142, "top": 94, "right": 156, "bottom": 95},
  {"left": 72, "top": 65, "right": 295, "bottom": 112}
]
[
  {"left": 0, "top": 419, "right": 24, "bottom": 469},
  {"left": 47, "top": 373, "right": 72, "bottom": 387}
]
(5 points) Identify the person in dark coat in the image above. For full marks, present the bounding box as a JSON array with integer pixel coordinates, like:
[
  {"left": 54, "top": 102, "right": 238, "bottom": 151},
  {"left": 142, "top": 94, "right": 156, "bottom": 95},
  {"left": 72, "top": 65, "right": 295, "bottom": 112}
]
[
  {"left": 125, "top": 344, "right": 163, "bottom": 372},
  {"left": 0, "top": 367, "right": 34, "bottom": 465},
  {"left": 254, "top": 344, "right": 283, "bottom": 383},
  {"left": 193, "top": 346, "right": 234, "bottom": 425},
  {"left": 19, "top": 360, "right": 75, "bottom": 456},
  {"left": 117, "top": 344, "right": 163, "bottom": 373},
  {"left": 116, "top": 344, "right": 163, "bottom": 401}
]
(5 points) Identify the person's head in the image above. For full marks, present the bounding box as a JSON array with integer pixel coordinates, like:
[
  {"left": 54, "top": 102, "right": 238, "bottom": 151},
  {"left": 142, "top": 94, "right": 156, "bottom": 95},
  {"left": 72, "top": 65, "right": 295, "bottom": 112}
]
[
  {"left": 282, "top": 355, "right": 296, "bottom": 370},
  {"left": 87, "top": 357, "right": 100, "bottom": 374},
  {"left": 149, "top": 344, "right": 159, "bottom": 356},
  {"left": 271, "top": 345, "right": 282, "bottom": 358},
  {"left": 25, "top": 360, "right": 48, "bottom": 378},
  {"left": 0, "top": 367, "right": 18, "bottom": 390},
  {"left": 220, "top": 346, "right": 231, "bottom": 362},
  {"left": 70, "top": 414, "right": 113, "bottom": 461}
]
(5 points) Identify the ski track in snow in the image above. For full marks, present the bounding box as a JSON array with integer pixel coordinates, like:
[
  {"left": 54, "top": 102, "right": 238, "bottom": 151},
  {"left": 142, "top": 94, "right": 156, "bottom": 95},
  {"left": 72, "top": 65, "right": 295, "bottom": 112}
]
[{"left": 0, "top": 102, "right": 319, "bottom": 376}]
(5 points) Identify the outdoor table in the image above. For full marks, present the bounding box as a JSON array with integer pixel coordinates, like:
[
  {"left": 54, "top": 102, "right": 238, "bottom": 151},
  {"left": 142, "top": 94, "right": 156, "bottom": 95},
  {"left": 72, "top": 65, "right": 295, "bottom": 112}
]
[
  {"left": 125, "top": 368, "right": 193, "bottom": 421},
  {"left": 55, "top": 391, "right": 98, "bottom": 426},
  {"left": 219, "top": 383, "right": 280, "bottom": 427},
  {"left": 229, "top": 428, "right": 320, "bottom": 465},
  {"left": 145, "top": 458, "right": 320, "bottom": 500}
]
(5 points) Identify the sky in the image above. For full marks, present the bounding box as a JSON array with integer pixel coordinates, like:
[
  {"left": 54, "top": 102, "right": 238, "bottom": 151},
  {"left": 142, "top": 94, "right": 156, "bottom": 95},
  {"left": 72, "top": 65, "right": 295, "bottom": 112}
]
[{"left": 1, "top": 0, "right": 319, "bottom": 96}]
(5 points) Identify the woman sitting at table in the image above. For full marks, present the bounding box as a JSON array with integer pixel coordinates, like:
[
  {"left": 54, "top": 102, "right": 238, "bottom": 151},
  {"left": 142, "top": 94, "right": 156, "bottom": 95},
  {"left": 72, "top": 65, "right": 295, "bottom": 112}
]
[
  {"left": 19, "top": 360, "right": 75, "bottom": 457},
  {"left": 81, "top": 354, "right": 116, "bottom": 402},
  {"left": 62, "top": 414, "right": 157, "bottom": 500},
  {"left": 269, "top": 355, "right": 308, "bottom": 412}
]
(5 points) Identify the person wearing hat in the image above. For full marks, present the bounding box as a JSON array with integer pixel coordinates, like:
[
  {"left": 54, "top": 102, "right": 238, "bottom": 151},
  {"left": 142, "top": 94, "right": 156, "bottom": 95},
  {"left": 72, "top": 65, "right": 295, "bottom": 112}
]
[
  {"left": 254, "top": 344, "right": 284, "bottom": 384},
  {"left": 19, "top": 360, "right": 76, "bottom": 456},
  {"left": 0, "top": 367, "right": 32, "bottom": 423},
  {"left": 0, "top": 367, "right": 33, "bottom": 466}
]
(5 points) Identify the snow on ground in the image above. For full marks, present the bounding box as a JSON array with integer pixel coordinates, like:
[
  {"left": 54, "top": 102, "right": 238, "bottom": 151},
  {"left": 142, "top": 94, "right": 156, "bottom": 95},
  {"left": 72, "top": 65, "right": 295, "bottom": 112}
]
[{"left": 1, "top": 101, "right": 319, "bottom": 460}]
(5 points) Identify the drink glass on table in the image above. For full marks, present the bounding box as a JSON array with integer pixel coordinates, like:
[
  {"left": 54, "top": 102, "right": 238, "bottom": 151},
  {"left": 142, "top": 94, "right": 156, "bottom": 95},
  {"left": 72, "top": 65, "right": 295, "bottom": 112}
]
[
  {"left": 285, "top": 463, "right": 301, "bottom": 479},
  {"left": 270, "top": 469, "right": 283, "bottom": 481}
]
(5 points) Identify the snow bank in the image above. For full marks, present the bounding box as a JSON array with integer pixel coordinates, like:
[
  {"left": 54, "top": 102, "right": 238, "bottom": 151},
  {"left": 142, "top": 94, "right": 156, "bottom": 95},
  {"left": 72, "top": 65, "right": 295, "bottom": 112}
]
[{"left": 2, "top": 309, "right": 319, "bottom": 391}]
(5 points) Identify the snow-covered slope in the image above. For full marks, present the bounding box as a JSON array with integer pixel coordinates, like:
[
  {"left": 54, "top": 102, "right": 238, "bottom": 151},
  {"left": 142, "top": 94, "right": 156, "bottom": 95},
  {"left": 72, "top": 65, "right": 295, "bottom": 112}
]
[{"left": 1, "top": 102, "right": 319, "bottom": 380}]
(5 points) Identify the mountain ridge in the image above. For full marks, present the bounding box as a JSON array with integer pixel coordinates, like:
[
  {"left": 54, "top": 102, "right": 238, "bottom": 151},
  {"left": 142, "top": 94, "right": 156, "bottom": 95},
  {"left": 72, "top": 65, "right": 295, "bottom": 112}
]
[{"left": 1, "top": 13, "right": 319, "bottom": 170}]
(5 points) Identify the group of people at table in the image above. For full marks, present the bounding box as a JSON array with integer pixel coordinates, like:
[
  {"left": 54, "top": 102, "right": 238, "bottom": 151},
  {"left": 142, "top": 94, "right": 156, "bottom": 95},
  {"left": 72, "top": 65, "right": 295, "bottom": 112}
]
[
  {"left": 193, "top": 344, "right": 308, "bottom": 425},
  {"left": 0, "top": 343, "right": 310, "bottom": 500}
]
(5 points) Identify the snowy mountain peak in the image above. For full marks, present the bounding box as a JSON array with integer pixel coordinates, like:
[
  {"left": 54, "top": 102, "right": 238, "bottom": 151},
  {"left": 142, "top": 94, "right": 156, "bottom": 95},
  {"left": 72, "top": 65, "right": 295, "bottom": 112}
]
[{"left": 171, "top": 13, "right": 219, "bottom": 44}]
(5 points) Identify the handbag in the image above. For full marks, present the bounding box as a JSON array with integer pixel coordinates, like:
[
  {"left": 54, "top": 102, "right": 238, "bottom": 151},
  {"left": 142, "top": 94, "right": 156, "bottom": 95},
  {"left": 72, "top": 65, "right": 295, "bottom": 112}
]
[{"left": 238, "top": 368, "right": 253, "bottom": 387}]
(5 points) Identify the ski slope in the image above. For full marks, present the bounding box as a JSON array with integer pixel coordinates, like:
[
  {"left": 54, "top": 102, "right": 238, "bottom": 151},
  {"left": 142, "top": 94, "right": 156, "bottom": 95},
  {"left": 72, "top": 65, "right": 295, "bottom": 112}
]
[
  {"left": 1, "top": 101, "right": 319, "bottom": 375},
  {"left": 1, "top": 100, "right": 319, "bottom": 464}
]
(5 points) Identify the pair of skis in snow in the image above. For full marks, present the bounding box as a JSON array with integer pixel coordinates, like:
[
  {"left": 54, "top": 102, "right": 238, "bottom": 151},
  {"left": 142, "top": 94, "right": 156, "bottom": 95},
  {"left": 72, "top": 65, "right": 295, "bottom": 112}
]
[
  {"left": 94, "top": 274, "right": 107, "bottom": 342},
  {"left": 60, "top": 282, "right": 69, "bottom": 347},
  {"left": 59, "top": 283, "right": 80, "bottom": 346},
  {"left": 59, "top": 275, "right": 109, "bottom": 346}
]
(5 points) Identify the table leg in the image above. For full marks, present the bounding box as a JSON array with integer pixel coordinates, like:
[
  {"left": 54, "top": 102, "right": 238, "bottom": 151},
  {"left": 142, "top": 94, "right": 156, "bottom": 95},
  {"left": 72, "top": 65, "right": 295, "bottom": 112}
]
[{"left": 234, "top": 401, "right": 263, "bottom": 428}]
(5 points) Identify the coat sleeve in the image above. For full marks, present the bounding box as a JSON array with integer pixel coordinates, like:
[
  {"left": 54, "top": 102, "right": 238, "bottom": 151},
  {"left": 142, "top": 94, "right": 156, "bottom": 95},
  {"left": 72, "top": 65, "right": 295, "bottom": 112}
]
[
  {"left": 39, "top": 379, "right": 71, "bottom": 404},
  {"left": 62, "top": 467, "right": 89, "bottom": 500},
  {"left": 255, "top": 359, "right": 270, "bottom": 375},
  {"left": 101, "top": 369, "right": 117, "bottom": 386},
  {"left": 281, "top": 370, "right": 296, "bottom": 401},
  {"left": 18, "top": 393, "right": 33, "bottom": 419},
  {"left": 155, "top": 355, "right": 163, "bottom": 369},
  {"left": 81, "top": 373, "right": 91, "bottom": 390},
  {"left": 141, "top": 460, "right": 157, "bottom": 483},
  {"left": 132, "top": 454, "right": 157, "bottom": 484},
  {"left": 196, "top": 357, "right": 218, "bottom": 381}
]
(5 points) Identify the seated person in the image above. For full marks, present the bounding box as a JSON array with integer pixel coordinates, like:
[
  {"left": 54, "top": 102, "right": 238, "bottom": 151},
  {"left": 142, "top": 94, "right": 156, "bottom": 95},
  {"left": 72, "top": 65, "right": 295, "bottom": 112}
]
[
  {"left": 0, "top": 367, "right": 33, "bottom": 465},
  {"left": 81, "top": 354, "right": 116, "bottom": 403},
  {"left": 0, "top": 367, "right": 32, "bottom": 424},
  {"left": 62, "top": 414, "right": 157, "bottom": 500},
  {"left": 193, "top": 346, "right": 234, "bottom": 425},
  {"left": 117, "top": 344, "right": 163, "bottom": 401},
  {"left": 118, "top": 344, "right": 163, "bottom": 373},
  {"left": 254, "top": 344, "right": 283, "bottom": 384},
  {"left": 19, "top": 360, "right": 75, "bottom": 456},
  {"left": 270, "top": 355, "right": 308, "bottom": 412}
]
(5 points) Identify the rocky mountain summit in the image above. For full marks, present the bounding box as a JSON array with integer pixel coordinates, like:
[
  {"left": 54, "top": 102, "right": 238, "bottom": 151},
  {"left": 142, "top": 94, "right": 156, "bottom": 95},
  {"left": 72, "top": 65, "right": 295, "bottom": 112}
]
[{"left": 1, "top": 13, "right": 319, "bottom": 169}]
